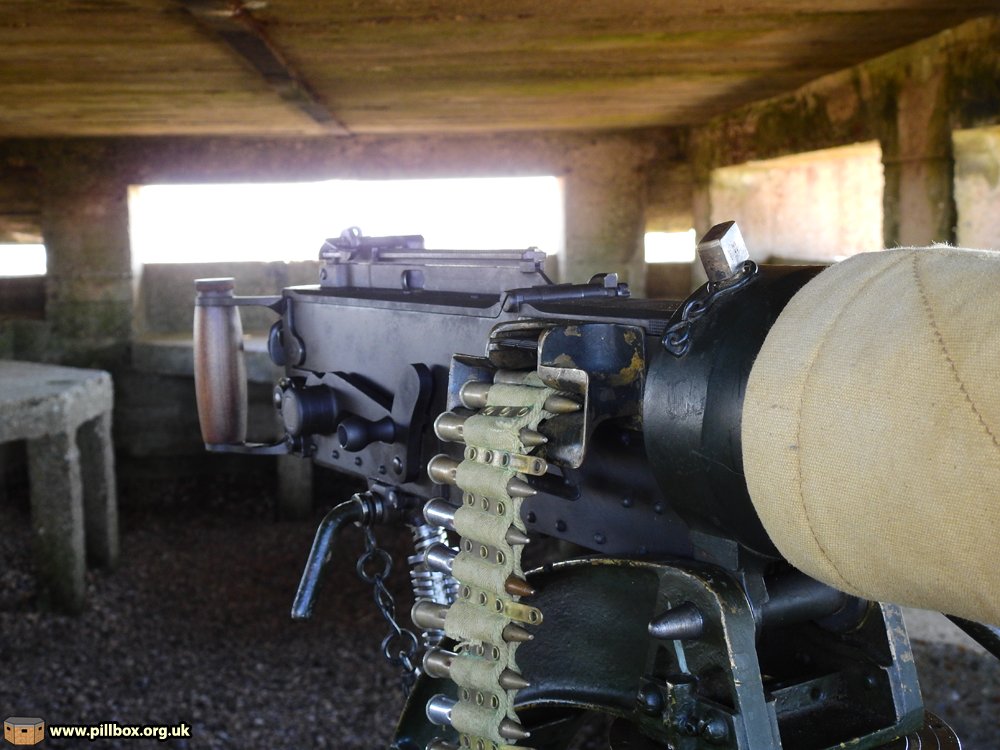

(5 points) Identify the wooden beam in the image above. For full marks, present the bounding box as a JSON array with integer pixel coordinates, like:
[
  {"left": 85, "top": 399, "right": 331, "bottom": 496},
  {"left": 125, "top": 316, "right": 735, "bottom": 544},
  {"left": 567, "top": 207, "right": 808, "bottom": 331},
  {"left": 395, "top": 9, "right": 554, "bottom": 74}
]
[{"left": 178, "top": 0, "right": 349, "bottom": 134}]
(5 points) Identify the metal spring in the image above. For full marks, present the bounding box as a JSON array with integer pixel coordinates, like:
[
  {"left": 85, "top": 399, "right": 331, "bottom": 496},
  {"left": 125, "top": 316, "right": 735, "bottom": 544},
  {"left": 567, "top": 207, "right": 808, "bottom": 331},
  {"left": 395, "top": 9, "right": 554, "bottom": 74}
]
[{"left": 408, "top": 522, "right": 459, "bottom": 648}]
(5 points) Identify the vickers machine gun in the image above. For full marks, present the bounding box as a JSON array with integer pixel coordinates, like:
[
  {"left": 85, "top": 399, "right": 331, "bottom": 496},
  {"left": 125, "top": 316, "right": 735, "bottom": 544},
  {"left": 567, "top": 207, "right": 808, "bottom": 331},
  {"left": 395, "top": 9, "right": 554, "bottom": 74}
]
[{"left": 194, "top": 223, "right": 999, "bottom": 750}]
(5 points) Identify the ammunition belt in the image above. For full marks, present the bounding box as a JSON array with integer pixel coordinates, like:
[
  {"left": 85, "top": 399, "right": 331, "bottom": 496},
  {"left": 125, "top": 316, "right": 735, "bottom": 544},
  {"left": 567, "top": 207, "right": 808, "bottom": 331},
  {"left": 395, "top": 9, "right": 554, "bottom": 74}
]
[{"left": 430, "top": 371, "right": 558, "bottom": 750}]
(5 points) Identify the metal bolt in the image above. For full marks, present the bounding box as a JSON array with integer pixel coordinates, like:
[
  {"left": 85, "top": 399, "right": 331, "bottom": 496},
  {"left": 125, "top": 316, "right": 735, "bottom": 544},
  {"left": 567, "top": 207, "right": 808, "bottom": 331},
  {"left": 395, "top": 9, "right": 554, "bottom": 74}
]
[
  {"left": 331, "top": 450, "right": 339, "bottom": 459},
  {"left": 525, "top": 511, "right": 537, "bottom": 523},
  {"left": 392, "top": 456, "right": 403, "bottom": 475},
  {"left": 555, "top": 519, "right": 567, "bottom": 532},
  {"left": 653, "top": 503, "right": 664, "bottom": 515},
  {"left": 621, "top": 496, "right": 633, "bottom": 508},
  {"left": 354, "top": 456, "right": 363, "bottom": 466},
  {"left": 593, "top": 532, "right": 606, "bottom": 545},
  {"left": 704, "top": 718, "right": 728, "bottom": 742},
  {"left": 638, "top": 686, "right": 663, "bottom": 715},
  {"left": 378, "top": 464, "right": 387, "bottom": 475}
]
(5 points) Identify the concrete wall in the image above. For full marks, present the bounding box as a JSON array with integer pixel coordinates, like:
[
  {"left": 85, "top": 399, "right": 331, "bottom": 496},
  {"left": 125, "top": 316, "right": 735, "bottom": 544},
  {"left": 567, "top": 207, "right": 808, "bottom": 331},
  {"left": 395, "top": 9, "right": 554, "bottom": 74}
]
[
  {"left": 954, "top": 125, "right": 1000, "bottom": 250},
  {"left": 136, "top": 261, "right": 320, "bottom": 336},
  {"left": 690, "top": 16, "right": 1000, "bottom": 253},
  {"left": 709, "top": 142, "right": 884, "bottom": 262}
]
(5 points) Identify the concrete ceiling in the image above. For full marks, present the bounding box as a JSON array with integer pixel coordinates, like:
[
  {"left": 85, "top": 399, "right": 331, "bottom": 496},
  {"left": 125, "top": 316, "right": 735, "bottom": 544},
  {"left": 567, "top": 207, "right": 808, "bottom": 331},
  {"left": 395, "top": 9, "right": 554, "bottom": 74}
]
[{"left": 1, "top": 1, "right": 996, "bottom": 137}]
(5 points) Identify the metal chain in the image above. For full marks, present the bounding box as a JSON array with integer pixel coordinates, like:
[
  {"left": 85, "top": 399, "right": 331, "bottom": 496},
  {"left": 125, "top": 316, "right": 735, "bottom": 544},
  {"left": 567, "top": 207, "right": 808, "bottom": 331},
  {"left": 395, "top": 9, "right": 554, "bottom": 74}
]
[
  {"left": 662, "top": 259, "right": 758, "bottom": 357},
  {"left": 356, "top": 523, "right": 421, "bottom": 692}
]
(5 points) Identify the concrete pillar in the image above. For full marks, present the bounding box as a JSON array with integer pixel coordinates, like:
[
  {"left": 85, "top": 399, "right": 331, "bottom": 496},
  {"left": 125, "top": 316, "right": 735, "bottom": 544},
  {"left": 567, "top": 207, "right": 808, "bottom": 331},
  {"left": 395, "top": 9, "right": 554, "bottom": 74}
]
[
  {"left": 0, "top": 165, "right": 41, "bottom": 244},
  {"left": 77, "top": 412, "right": 119, "bottom": 569},
  {"left": 691, "top": 182, "right": 712, "bottom": 241},
  {"left": 27, "top": 431, "right": 85, "bottom": 613},
  {"left": 645, "top": 161, "right": 697, "bottom": 298},
  {"left": 39, "top": 147, "right": 132, "bottom": 367},
  {"left": 882, "top": 67, "right": 956, "bottom": 247},
  {"left": 562, "top": 139, "right": 651, "bottom": 290},
  {"left": 277, "top": 454, "right": 314, "bottom": 521},
  {"left": 645, "top": 162, "right": 694, "bottom": 235}
]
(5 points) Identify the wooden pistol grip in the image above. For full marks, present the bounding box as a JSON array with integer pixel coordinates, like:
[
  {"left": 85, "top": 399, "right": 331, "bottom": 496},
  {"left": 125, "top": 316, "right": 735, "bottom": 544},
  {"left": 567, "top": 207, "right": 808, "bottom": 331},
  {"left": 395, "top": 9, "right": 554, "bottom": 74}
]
[{"left": 194, "top": 278, "right": 248, "bottom": 446}]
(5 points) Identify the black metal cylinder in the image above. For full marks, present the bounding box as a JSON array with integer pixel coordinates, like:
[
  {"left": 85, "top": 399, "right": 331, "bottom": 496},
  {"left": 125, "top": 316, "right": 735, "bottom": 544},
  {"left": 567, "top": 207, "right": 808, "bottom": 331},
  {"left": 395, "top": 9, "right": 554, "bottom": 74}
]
[
  {"left": 337, "top": 414, "right": 396, "bottom": 451},
  {"left": 643, "top": 266, "right": 821, "bottom": 556},
  {"left": 280, "top": 385, "right": 339, "bottom": 437},
  {"left": 758, "top": 571, "right": 850, "bottom": 630}
]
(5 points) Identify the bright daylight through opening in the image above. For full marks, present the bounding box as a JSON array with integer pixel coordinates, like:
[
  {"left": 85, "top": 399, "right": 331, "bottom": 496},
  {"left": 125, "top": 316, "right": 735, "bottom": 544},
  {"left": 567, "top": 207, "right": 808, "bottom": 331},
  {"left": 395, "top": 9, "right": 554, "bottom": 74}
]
[
  {"left": 644, "top": 229, "right": 696, "bottom": 263},
  {"left": 0, "top": 244, "right": 46, "bottom": 277},
  {"left": 129, "top": 177, "right": 564, "bottom": 264}
]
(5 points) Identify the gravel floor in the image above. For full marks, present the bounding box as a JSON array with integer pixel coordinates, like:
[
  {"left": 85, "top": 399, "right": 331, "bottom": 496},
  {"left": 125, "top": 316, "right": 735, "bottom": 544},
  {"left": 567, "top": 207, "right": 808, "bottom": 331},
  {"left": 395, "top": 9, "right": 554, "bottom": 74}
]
[{"left": 1, "top": 466, "right": 997, "bottom": 749}]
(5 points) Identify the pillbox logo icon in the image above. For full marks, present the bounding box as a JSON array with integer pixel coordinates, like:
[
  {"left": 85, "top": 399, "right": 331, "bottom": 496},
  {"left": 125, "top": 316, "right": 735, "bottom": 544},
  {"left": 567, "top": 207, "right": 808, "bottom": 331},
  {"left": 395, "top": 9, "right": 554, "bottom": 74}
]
[{"left": 3, "top": 717, "right": 45, "bottom": 746}]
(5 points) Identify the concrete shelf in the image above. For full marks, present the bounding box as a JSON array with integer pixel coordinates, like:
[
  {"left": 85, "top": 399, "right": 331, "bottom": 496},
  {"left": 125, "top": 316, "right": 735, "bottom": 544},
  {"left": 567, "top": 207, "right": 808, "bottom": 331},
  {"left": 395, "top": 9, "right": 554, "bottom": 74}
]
[{"left": 0, "top": 360, "right": 118, "bottom": 613}]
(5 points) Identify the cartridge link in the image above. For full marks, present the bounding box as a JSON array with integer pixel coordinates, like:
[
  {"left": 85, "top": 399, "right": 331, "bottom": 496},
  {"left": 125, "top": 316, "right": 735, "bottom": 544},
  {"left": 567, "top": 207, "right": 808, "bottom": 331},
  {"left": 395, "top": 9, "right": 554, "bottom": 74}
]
[
  {"left": 464, "top": 445, "right": 548, "bottom": 477},
  {"left": 498, "top": 600, "right": 542, "bottom": 626}
]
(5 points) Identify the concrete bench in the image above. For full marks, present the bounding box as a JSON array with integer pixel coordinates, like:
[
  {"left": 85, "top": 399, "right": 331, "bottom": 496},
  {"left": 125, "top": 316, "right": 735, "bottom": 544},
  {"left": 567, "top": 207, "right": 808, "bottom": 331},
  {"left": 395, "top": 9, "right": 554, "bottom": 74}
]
[{"left": 0, "top": 360, "right": 118, "bottom": 613}]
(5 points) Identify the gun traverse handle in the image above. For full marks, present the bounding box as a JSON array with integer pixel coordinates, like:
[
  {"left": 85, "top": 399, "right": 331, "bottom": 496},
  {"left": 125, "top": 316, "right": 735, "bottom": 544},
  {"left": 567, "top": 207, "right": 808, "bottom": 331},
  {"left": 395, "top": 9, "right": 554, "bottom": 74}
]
[{"left": 194, "top": 278, "right": 288, "bottom": 454}]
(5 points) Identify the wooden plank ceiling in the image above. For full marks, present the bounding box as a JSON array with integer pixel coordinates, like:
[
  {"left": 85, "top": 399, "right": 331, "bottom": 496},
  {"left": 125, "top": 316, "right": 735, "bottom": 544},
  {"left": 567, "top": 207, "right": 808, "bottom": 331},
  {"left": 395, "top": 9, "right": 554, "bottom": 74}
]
[{"left": 0, "top": 0, "right": 995, "bottom": 137}]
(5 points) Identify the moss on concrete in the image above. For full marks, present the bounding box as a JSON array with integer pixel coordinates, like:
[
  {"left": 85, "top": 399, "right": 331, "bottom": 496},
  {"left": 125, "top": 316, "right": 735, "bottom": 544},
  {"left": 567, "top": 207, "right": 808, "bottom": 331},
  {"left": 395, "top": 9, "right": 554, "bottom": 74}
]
[
  {"left": 954, "top": 127, "right": 1000, "bottom": 189},
  {"left": 690, "top": 17, "right": 999, "bottom": 248}
]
